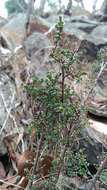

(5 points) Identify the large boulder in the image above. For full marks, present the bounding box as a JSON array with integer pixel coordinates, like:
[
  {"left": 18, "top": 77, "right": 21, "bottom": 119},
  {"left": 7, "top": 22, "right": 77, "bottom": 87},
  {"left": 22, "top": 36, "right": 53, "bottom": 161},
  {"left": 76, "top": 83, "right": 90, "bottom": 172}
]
[
  {"left": 0, "top": 13, "right": 26, "bottom": 48},
  {"left": 89, "top": 24, "right": 107, "bottom": 45},
  {"left": 0, "top": 14, "right": 51, "bottom": 50}
]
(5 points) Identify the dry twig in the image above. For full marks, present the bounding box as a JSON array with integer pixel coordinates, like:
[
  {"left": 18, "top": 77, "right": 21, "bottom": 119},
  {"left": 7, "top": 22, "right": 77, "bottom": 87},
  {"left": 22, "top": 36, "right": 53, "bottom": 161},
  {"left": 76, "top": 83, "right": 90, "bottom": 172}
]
[{"left": 0, "top": 90, "right": 15, "bottom": 135}]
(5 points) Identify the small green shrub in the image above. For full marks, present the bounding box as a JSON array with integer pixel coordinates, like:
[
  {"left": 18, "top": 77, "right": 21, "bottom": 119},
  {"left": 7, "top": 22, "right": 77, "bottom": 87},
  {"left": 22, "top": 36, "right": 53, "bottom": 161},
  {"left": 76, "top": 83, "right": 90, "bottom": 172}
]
[
  {"left": 25, "top": 17, "right": 86, "bottom": 190},
  {"left": 66, "top": 149, "right": 88, "bottom": 177},
  {"left": 100, "top": 169, "right": 107, "bottom": 184}
]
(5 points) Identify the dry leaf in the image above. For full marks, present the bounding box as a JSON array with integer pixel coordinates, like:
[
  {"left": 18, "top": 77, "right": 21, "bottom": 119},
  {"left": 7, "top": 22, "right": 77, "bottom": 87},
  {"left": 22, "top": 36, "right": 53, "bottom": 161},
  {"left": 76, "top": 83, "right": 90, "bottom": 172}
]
[
  {"left": 4, "top": 138, "right": 16, "bottom": 162},
  {"left": 17, "top": 150, "right": 35, "bottom": 176},
  {"left": 39, "top": 155, "right": 53, "bottom": 177}
]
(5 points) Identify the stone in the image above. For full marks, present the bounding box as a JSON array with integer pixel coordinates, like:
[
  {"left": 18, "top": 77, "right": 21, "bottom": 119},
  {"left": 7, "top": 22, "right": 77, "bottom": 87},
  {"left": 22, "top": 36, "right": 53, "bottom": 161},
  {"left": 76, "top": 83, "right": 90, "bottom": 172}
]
[
  {"left": 0, "top": 71, "right": 16, "bottom": 155},
  {"left": 87, "top": 62, "right": 107, "bottom": 118},
  {"left": 24, "top": 32, "right": 54, "bottom": 77},
  {"left": 0, "top": 16, "right": 7, "bottom": 28},
  {"left": 1, "top": 13, "right": 26, "bottom": 48}
]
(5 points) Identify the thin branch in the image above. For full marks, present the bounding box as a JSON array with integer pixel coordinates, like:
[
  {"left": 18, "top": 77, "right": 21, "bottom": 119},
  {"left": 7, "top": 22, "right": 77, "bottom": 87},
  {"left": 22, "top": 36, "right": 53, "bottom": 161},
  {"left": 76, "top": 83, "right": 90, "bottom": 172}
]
[
  {"left": 0, "top": 90, "right": 15, "bottom": 135},
  {"left": 25, "top": 134, "right": 44, "bottom": 190},
  {"left": 83, "top": 61, "right": 107, "bottom": 106},
  {"left": 0, "top": 178, "right": 24, "bottom": 189},
  {"left": 16, "top": 0, "right": 27, "bottom": 12},
  {"left": 92, "top": 0, "right": 98, "bottom": 13},
  {"left": 39, "top": 0, "right": 46, "bottom": 15},
  {"left": 0, "top": 91, "right": 19, "bottom": 132},
  {"left": 55, "top": 122, "right": 75, "bottom": 186},
  {"left": 61, "top": 61, "right": 65, "bottom": 103},
  {"left": 25, "top": 0, "right": 35, "bottom": 37}
]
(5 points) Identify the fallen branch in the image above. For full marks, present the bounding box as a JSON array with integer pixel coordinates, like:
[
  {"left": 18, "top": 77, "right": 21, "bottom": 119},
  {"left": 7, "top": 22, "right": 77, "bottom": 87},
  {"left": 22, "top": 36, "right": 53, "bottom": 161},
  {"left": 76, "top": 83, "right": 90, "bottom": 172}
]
[{"left": 0, "top": 178, "right": 24, "bottom": 189}]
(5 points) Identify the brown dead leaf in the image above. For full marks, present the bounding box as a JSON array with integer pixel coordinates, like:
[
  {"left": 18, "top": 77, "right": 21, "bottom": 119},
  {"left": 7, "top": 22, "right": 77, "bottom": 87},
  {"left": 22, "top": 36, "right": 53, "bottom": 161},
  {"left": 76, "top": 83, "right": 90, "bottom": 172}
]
[
  {"left": 39, "top": 155, "right": 53, "bottom": 177},
  {"left": 31, "top": 127, "right": 36, "bottom": 142},
  {"left": 4, "top": 138, "right": 16, "bottom": 162},
  {"left": 17, "top": 150, "right": 35, "bottom": 176}
]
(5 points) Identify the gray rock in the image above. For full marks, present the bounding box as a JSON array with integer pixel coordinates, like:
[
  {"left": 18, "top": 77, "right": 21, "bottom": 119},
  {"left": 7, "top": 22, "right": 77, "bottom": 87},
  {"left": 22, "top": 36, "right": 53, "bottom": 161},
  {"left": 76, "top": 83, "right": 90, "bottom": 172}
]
[
  {"left": 0, "top": 71, "right": 16, "bottom": 155},
  {"left": 0, "top": 16, "right": 7, "bottom": 28},
  {"left": 90, "top": 24, "right": 107, "bottom": 45},
  {"left": 1, "top": 13, "right": 26, "bottom": 48},
  {"left": 87, "top": 62, "right": 107, "bottom": 118},
  {"left": 57, "top": 174, "right": 102, "bottom": 190},
  {"left": 24, "top": 32, "right": 57, "bottom": 77}
]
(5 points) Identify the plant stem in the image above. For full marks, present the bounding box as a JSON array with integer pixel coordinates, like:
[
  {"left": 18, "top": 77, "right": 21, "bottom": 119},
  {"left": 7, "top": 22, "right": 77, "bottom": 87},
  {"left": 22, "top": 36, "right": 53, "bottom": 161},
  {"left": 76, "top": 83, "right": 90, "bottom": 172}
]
[
  {"left": 61, "top": 62, "right": 65, "bottom": 103},
  {"left": 25, "top": 134, "right": 44, "bottom": 190},
  {"left": 55, "top": 122, "right": 75, "bottom": 185}
]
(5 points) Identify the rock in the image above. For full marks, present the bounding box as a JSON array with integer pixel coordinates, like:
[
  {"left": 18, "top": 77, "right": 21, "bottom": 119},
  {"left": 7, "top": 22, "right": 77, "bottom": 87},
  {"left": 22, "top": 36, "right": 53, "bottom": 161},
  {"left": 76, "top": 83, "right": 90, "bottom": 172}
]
[
  {"left": 0, "top": 71, "right": 16, "bottom": 155},
  {"left": 0, "top": 16, "right": 7, "bottom": 28},
  {"left": 56, "top": 174, "right": 101, "bottom": 190},
  {"left": 1, "top": 13, "right": 26, "bottom": 48},
  {"left": 69, "top": 6, "right": 90, "bottom": 17},
  {"left": 0, "top": 32, "right": 13, "bottom": 51},
  {"left": 63, "top": 15, "right": 107, "bottom": 46},
  {"left": 89, "top": 25, "right": 107, "bottom": 45},
  {"left": 77, "top": 40, "right": 99, "bottom": 61},
  {"left": 87, "top": 62, "right": 107, "bottom": 118},
  {"left": 101, "top": 0, "right": 107, "bottom": 16},
  {"left": 2, "top": 12, "right": 107, "bottom": 51},
  {"left": 24, "top": 32, "right": 55, "bottom": 77},
  {"left": 76, "top": 126, "right": 105, "bottom": 165},
  {"left": 88, "top": 118, "right": 107, "bottom": 148},
  {"left": 56, "top": 174, "right": 82, "bottom": 190},
  {"left": 89, "top": 117, "right": 107, "bottom": 136},
  {"left": 27, "top": 15, "right": 49, "bottom": 36},
  {"left": 0, "top": 13, "right": 51, "bottom": 50},
  {"left": 100, "top": 15, "right": 107, "bottom": 22}
]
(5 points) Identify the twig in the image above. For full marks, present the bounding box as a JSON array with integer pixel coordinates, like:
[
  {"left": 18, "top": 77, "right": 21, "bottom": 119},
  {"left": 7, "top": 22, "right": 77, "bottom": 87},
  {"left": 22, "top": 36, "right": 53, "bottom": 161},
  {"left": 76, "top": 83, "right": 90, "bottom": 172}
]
[
  {"left": 16, "top": 0, "right": 27, "bottom": 12},
  {"left": 56, "top": 122, "right": 75, "bottom": 185},
  {"left": 61, "top": 61, "right": 65, "bottom": 103},
  {"left": 0, "top": 178, "right": 24, "bottom": 189},
  {"left": 0, "top": 90, "right": 15, "bottom": 135},
  {"left": 25, "top": 0, "right": 35, "bottom": 37},
  {"left": 83, "top": 61, "right": 107, "bottom": 106},
  {"left": 25, "top": 134, "right": 44, "bottom": 190},
  {"left": 45, "top": 24, "right": 55, "bottom": 35},
  {"left": 33, "top": 172, "right": 57, "bottom": 185},
  {"left": 0, "top": 91, "right": 19, "bottom": 132},
  {"left": 0, "top": 91, "right": 25, "bottom": 152}
]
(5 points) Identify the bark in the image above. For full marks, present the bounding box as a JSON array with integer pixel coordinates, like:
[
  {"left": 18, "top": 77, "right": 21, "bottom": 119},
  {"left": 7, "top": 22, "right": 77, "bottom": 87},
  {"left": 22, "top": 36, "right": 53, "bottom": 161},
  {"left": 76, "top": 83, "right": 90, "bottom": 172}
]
[
  {"left": 92, "top": 0, "right": 98, "bottom": 13},
  {"left": 25, "top": 0, "right": 35, "bottom": 37},
  {"left": 39, "top": 0, "right": 46, "bottom": 15},
  {"left": 66, "top": 0, "right": 72, "bottom": 12},
  {"left": 75, "top": 0, "right": 85, "bottom": 9}
]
